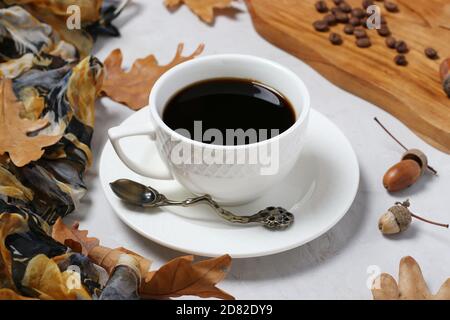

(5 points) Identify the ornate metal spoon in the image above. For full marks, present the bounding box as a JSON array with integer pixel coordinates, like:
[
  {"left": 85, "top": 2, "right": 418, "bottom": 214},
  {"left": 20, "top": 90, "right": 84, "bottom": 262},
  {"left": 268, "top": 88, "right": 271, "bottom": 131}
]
[{"left": 110, "top": 179, "right": 294, "bottom": 230}]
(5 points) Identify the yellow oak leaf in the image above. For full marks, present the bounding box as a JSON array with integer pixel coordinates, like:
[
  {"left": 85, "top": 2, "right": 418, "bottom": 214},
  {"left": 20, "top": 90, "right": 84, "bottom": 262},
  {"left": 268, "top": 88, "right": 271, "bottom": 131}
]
[
  {"left": 101, "top": 43, "right": 204, "bottom": 110},
  {"left": 0, "top": 79, "right": 62, "bottom": 167}
]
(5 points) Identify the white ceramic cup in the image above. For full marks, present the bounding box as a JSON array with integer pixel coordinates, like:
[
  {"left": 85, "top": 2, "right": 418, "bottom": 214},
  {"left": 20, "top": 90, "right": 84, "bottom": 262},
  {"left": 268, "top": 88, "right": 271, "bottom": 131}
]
[{"left": 108, "top": 54, "right": 310, "bottom": 205}]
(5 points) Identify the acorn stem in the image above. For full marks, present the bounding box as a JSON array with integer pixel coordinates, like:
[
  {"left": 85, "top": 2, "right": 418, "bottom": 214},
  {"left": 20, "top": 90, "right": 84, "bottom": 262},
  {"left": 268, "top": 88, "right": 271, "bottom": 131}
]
[
  {"left": 374, "top": 117, "right": 408, "bottom": 151},
  {"left": 374, "top": 117, "right": 438, "bottom": 175},
  {"left": 411, "top": 213, "right": 449, "bottom": 228},
  {"left": 426, "top": 165, "right": 438, "bottom": 175}
]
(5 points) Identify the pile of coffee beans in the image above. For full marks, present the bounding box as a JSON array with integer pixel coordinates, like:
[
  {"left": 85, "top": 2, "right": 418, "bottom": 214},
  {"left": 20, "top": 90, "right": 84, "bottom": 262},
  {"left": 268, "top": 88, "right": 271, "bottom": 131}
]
[
  {"left": 313, "top": 0, "right": 399, "bottom": 50},
  {"left": 312, "top": 0, "right": 440, "bottom": 67}
]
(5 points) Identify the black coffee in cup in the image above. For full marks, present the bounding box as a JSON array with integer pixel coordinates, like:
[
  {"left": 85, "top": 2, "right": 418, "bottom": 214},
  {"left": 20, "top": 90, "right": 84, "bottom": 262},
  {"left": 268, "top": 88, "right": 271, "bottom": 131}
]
[{"left": 162, "top": 78, "right": 296, "bottom": 145}]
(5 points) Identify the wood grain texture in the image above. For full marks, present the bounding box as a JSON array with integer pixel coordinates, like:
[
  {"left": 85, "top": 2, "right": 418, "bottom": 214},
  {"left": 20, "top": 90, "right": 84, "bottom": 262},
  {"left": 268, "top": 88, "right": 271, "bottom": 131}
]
[{"left": 245, "top": 0, "right": 450, "bottom": 153}]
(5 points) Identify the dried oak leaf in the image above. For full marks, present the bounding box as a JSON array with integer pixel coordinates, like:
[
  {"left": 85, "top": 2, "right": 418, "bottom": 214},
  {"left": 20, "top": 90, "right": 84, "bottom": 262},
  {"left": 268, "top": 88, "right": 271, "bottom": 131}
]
[
  {"left": 52, "top": 218, "right": 151, "bottom": 275},
  {"left": 141, "top": 255, "right": 234, "bottom": 300},
  {"left": 165, "top": 0, "right": 234, "bottom": 23},
  {"left": 0, "top": 79, "right": 62, "bottom": 167},
  {"left": 100, "top": 43, "right": 205, "bottom": 110},
  {"left": 52, "top": 219, "right": 99, "bottom": 256},
  {"left": 372, "top": 256, "right": 450, "bottom": 300}
]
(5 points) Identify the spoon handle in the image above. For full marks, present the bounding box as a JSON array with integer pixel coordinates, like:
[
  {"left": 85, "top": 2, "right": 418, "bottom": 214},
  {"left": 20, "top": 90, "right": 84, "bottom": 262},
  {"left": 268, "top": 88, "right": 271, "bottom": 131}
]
[{"left": 155, "top": 194, "right": 252, "bottom": 224}]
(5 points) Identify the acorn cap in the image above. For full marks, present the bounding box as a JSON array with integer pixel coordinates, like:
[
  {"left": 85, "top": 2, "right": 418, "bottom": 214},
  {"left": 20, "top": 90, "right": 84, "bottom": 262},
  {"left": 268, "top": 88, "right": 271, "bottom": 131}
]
[
  {"left": 402, "top": 149, "right": 428, "bottom": 176},
  {"left": 389, "top": 204, "right": 412, "bottom": 231}
]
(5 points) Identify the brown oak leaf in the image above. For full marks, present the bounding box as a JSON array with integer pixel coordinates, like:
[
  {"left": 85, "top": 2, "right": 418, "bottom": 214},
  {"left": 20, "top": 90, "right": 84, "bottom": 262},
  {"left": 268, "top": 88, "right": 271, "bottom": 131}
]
[
  {"left": 141, "top": 254, "right": 234, "bottom": 300},
  {"left": 100, "top": 43, "right": 204, "bottom": 110},
  {"left": 372, "top": 256, "right": 450, "bottom": 300},
  {"left": 52, "top": 219, "right": 99, "bottom": 256},
  {"left": 165, "top": 0, "right": 234, "bottom": 23},
  {"left": 0, "top": 79, "right": 62, "bottom": 167}
]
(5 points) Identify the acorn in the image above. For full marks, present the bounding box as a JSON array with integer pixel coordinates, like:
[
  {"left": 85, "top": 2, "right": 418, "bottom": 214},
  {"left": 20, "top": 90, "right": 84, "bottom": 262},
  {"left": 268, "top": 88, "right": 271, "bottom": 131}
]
[
  {"left": 375, "top": 118, "right": 437, "bottom": 192},
  {"left": 383, "top": 149, "right": 428, "bottom": 192},
  {"left": 379, "top": 200, "right": 448, "bottom": 235}
]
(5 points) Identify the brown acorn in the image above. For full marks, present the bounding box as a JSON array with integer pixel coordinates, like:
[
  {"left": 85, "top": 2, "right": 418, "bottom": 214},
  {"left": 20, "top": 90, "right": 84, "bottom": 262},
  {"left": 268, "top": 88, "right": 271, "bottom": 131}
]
[
  {"left": 379, "top": 200, "right": 448, "bottom": 235},
  {"left": 375, "top": 118, "right": 437, "bottom": 192},
  {"left": 383, "top": 149, "right": 427, "bottom": 192}
]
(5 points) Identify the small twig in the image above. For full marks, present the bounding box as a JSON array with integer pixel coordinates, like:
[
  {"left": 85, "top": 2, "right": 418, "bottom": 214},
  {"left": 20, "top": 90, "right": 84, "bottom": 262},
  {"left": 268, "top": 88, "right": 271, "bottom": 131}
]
[
  {"left": 411, "top": 213, "right": 449, "bottom": 229},
  {"left": 374, "top": 117, "right": 437, "bottom": 175},
  {"left": 374, "top": 117, "right": 408, "bottom": 151},
  {"left": 426, "top": 164, "right": 438, "bottom": 175}
]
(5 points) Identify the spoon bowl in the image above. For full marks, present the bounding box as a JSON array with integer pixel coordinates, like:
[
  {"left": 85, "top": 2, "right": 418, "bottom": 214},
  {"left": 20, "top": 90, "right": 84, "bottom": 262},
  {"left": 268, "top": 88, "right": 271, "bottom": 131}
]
[{"left": 110, "top": 179, "right": 159, "bottom": 206}]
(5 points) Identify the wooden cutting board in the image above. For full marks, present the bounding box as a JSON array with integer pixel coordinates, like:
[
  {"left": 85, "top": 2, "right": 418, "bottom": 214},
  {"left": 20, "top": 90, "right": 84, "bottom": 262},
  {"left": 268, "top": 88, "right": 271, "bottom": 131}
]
[{"left": 245, "top": 0, "right": 450, "bottom": 153}]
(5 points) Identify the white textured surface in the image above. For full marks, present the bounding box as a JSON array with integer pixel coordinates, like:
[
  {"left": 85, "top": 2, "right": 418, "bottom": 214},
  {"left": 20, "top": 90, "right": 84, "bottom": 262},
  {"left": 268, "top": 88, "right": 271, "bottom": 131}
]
[{"left": 67, "top": 1, "right": 450, "bottom": 299}]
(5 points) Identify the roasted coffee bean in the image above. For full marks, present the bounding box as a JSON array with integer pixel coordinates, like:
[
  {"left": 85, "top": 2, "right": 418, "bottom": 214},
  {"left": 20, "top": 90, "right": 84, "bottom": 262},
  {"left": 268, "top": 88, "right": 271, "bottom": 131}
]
[
  {"left": 424, "top": 47, "right": 439, "bottom": 60},
  {"left": 315, "top": 0, "right": 329, "bottom": 13},
  {"left": 324, "top": 14, "right": 338, "bottom": 26},
  {"left": 313, "top": 20, "right": 330, "bottom": 32},
  {"left": 335, "top": 12, "right": 349, "bottom": 23},
  {"left": 396, "top": 40, "right": 409, "bottom": 53},
  {"left": 349, "top": 17, "right": 361, "bottom": 26},
  {"left": 394, "top": 54, "right": 408, "bottom": 66},
  {"left": 377, "top": 25, "right": 391, "bottom": 36},
  {"left": 354, "top": 28, "right": 367, "bottom": 38},
  {"left": 339, "top": 2, "right": 352, "bottom": 13},
  {"left": 356, "top": 37, "right": 371, "bottom": 48},
  {"left": 344, "top": 24, "right": 354, "bottom": 34},
  {"left": 384, "top": 1, "right": 399, "bottom": 12},
  {"left": 351, "top": 7, "right": 366, "bottom": 18},
  {"left": 333, "top": 0, "right": 343, "bottom": 4},
  {"left": 385, "top": 36, "right": 397, "bottom": 49},
  {"left": 362, "top": 0, "right": 374, "bottom": 9},
  {"left": 329, "top": 32, "right": 343, "bottom": 45}
]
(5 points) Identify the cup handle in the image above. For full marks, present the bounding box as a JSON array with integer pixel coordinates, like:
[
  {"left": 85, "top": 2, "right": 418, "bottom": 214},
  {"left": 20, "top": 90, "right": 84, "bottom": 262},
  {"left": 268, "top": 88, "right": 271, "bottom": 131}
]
[{"left": 108, "top": 122, "right": 173, "bottom": 180}]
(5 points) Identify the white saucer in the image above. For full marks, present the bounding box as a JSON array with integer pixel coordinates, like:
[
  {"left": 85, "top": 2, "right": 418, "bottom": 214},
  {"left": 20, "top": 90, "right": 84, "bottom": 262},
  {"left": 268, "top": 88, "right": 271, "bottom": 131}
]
[{"left": 99, "top": 107, "right": 359, "bottom": 258}]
